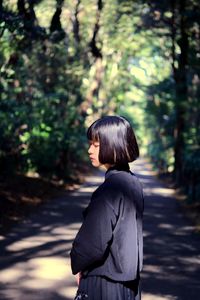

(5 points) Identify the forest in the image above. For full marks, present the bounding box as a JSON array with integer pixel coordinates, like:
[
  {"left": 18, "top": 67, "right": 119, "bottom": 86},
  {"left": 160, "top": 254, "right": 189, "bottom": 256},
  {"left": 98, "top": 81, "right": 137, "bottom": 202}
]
[{"left": 0, "top": 0, "right": 200, "bottom": 225}]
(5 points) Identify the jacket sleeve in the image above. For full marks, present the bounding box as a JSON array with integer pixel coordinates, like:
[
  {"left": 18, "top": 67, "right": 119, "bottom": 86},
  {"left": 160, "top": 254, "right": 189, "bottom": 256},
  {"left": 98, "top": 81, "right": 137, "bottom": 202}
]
[{"left": 70, "top": 192, "right": 115, "bottom": 275}]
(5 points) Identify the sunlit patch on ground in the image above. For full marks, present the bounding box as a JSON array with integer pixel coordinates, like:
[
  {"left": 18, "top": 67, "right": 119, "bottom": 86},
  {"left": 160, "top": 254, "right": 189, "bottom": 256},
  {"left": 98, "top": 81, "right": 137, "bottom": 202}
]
[
  {"left": 84, "top": 173, "right": 104, "bottom": 184},
  {"left": 0, "top": 255, "right": 77, "bottom": 299},
  {"left": 6, "top": 223, "right": 81, "bottom": 253},
  {"left": 130, "top": 160, "right": 158, "bottom": 176},
  {"left": 158, "top": 223, "right": 174, "bottom": 229},
  {"left": 142, "top": 293, "right": 178, "bottom": 300},
  {"left": 148, "top": 187, "right": 175, "bottom": 196},
  {"left": 28, "top": 257, "right": 71, "bottom": 280},
  {"left": 144, "top": 186, "right": 175, "bottom": 197},
  {"left": 58, "top": 286, "right": 77, "bottom": 299}
]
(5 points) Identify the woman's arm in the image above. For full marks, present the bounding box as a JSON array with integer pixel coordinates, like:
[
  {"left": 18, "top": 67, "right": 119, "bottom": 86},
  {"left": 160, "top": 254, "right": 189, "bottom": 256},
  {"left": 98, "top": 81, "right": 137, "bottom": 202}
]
[{"left": 70, "top": 195, "right": 115, "bottom": 275}]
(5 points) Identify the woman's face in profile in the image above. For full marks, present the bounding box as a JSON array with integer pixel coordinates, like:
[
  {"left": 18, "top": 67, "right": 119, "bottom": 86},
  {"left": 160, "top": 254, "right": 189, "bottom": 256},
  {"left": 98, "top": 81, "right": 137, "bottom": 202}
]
[{"left": 88, "top": 140, "right": 101, "bottom": 167}]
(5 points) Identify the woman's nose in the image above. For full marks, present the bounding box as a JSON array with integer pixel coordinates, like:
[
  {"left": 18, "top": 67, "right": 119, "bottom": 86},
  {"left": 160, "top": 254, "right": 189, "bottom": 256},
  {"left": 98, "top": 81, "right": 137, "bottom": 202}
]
[{"left": 88, "top": 145, "right": 93, "bottom": 154}]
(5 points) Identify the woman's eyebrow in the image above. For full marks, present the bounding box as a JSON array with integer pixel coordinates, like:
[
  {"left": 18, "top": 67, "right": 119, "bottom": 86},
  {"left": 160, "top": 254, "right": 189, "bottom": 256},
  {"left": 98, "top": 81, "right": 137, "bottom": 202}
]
[{"left": 89, "top": 142, "right": 99, "bottom": 145}]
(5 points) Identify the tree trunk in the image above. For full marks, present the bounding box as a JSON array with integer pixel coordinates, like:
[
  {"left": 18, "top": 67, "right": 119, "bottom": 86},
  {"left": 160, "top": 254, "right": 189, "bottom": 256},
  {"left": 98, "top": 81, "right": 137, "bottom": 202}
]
[
  {"left": 73, "top": 0, "right": 81, "bottom": 45},
  {"left": 173, "top": 0, "right": 188, "bottom": 184},
  {"left": 50, "top": 0, "right": 64, "bottom": 33},
  {"left": 79, "top": 0, "right": 104, "bottom": 116}
]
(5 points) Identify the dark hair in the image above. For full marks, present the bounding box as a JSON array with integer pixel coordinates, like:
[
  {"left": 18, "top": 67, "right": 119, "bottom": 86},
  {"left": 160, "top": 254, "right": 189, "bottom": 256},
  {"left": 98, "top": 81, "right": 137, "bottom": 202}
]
[{"left": 87, "top": 115, "right": 139, "bottom": 165}]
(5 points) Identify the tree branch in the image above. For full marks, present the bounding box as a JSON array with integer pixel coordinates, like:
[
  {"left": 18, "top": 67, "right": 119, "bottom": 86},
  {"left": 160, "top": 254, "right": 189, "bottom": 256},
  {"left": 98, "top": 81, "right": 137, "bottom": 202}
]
[{"left": 89, "top": 0, "right": 103, "bottom": 59}]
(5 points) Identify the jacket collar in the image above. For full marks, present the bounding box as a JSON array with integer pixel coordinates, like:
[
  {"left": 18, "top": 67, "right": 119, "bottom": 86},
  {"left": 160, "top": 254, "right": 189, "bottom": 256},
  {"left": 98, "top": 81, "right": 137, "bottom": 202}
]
[{"left": 105, "top": 164, "right": 130, "bottom": 179}]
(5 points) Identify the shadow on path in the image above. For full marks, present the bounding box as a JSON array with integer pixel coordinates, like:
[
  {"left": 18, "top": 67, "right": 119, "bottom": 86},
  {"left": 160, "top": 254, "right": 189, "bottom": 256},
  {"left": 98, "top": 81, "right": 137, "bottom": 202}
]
[
  {"left": 0, "top": 169, "right": 104, "bottom": 300},
  {"left": 0, "top": 159, "right": 200, "bottom": 300},
  {"left": 133, "top": 160, "right": 200, "bottom": 300}
]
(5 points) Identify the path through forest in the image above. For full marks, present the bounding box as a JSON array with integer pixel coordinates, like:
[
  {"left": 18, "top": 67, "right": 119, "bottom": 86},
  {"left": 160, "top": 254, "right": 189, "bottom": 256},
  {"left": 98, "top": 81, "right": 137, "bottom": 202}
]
[{"left": 0, "top": 158, "right": 200, "bottom": 300}]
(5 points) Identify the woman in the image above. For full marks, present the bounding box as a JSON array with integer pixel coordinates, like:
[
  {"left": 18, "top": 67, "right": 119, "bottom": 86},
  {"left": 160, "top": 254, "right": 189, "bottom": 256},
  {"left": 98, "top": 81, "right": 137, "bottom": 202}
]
[{"left": 70, "top": 115, "right": 144, "bottom": 300}]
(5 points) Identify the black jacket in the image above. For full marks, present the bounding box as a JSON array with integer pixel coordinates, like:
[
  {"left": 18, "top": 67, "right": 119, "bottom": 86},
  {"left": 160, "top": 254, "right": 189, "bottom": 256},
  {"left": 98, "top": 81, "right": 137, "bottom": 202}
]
[{"left": 70, "top": 165, "right": 144, "bottom": 282}]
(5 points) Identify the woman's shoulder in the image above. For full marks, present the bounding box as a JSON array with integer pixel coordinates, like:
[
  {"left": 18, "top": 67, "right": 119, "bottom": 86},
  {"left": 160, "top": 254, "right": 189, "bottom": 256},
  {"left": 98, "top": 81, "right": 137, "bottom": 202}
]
[
  {"left": 105, "top": 171, "right": 143, "bottom": 200},
  {"left": 106, "top": 170, "right": 140, "bottom": 185},
  {"left": 93, "top": 171, "right": 136, "bottom": 198}
]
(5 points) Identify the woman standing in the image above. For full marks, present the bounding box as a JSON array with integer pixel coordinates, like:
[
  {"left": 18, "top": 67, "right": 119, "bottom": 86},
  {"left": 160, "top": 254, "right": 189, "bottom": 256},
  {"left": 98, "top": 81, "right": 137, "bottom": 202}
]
[{"left": 70, "top": 116, "right": 144, "bottom": 300}]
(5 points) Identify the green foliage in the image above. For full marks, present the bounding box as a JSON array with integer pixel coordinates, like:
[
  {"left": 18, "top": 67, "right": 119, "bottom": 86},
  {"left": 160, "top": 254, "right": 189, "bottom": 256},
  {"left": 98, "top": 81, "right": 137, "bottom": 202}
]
[
  {"left": 183, "top": 148, "right": 200, "bottom": 203},
  {"left": 145, "top": 78, "right": 176, "bottom": 173},
  {"left": 0, "top": 0, "right": 199, "bottom": 207},
  {"left": 0, "top": 10, "right": 87, "bottom": 178}
]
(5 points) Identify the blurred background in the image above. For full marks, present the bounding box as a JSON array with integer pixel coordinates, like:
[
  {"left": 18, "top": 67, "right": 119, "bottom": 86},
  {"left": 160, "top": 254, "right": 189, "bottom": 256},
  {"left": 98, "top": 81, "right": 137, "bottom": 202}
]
[{"left": 0, "top": 0, "right": 200, "bottom": 230}]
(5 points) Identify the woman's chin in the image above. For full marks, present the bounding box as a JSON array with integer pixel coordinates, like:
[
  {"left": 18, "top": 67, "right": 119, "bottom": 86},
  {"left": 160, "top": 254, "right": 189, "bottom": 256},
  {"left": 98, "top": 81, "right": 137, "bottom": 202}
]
[{"left": 91, "top": 161, "right": 100, "bottom": 167}]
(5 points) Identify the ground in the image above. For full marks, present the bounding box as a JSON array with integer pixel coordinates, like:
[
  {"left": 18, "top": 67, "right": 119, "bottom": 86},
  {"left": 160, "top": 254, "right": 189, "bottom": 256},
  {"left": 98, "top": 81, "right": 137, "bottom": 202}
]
[
  {"left": 0, "top": 167, "right": 87, "bottom": 235},
  {"left": 0, "top": 158, "right": 200, "bottom": 300}
]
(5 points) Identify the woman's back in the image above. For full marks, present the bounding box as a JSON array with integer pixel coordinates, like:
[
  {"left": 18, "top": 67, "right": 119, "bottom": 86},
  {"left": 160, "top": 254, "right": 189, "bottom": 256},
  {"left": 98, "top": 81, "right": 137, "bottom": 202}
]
[{"left": 70, "top": 116, "right": 143, "bottom": 300}]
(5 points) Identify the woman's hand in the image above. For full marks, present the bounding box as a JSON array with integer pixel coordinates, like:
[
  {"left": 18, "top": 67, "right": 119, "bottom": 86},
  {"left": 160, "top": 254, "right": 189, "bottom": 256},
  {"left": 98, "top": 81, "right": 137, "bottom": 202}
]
[{"left": 75, "top": 272, "right": 82, "bottom": 285}]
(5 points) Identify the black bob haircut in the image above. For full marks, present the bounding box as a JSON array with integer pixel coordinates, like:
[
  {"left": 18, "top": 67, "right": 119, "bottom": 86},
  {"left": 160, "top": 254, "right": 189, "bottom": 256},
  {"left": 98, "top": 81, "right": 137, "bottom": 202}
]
[{"left": 87, "top": 115, "right": 139, "bottom": 165}]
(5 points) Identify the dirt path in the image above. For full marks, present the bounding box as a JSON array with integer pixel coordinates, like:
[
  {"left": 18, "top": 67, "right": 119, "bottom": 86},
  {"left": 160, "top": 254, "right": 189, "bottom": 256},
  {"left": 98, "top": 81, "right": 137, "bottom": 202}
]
[
  {"left": 134, "top": 160, "right": 200, "bottom": 300},
  {"left": 0, "top": 158, "right": 200, "bottom": 300}
]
